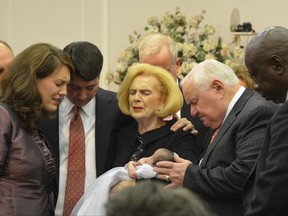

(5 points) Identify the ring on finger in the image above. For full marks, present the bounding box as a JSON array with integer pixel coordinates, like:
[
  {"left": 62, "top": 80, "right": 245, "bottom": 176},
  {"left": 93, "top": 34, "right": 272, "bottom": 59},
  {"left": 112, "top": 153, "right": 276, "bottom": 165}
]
[{"left": 165, "top": 175, "right": 170, "bottom": 182}]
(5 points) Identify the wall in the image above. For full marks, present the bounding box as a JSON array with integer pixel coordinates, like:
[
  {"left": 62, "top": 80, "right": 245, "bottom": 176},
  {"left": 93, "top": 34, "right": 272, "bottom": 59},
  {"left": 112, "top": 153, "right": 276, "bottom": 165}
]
[{"left": 0, "top": 0, "right": 287, "bottom": 89}]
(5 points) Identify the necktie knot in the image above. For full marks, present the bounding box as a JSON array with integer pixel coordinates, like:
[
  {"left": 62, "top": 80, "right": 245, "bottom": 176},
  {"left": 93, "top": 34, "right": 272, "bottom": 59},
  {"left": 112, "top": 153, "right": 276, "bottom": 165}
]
[{"left": 72, "top": 106, "right": 81, "bottom": 119}]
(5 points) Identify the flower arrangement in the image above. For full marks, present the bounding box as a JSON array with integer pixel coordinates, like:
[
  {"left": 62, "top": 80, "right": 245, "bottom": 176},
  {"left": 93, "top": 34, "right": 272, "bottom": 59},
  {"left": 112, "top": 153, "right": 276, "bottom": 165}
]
[{"left": 106, "top": 7, "right": 244, "bottom": 84}]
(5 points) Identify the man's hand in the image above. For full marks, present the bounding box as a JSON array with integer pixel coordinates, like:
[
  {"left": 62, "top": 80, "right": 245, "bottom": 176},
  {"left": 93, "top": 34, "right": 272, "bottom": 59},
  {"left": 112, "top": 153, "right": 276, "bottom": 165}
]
[
  {"left": 153, "top": 153, "right": 192, "bottom": 188},
  {"left": 170, "top": 117, "right": 198, "bottom": 134}
]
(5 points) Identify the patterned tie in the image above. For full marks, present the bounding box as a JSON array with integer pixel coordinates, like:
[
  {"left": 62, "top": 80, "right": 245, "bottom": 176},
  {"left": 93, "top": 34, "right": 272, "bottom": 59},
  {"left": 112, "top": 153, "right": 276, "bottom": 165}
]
[
  {"left": 63, "top": 106, "right": 85, "bottom": 216},
  {"left": 209, "top": 127, "right": 220, "bottom": 146}
]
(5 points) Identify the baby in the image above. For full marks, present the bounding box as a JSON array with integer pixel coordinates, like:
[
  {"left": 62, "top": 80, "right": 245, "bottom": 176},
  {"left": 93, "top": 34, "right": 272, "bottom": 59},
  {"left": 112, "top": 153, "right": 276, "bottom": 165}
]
[
  {"left": 109, "top": 148, "right": 174, "bottom": 197},
  {"left": 71, "top": 148, "right": 175, "bottom": 215}
]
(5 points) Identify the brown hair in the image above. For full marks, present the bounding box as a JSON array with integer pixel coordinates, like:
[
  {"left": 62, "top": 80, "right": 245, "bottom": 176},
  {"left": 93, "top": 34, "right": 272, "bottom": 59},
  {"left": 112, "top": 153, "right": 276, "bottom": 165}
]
[
  {"left": 0, "top": 43, "right": 74, "bottom": 130},
  {"left": 106, "top": 181, "right": 211, "bottom": 216}
]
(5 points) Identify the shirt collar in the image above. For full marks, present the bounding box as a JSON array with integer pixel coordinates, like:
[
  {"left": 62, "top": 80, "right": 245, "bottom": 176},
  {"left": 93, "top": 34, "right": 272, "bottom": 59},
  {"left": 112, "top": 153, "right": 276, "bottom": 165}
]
[
  {"left": 223, "top": 86, "right": 245, "bottom": 123},
  {"left": 60, "top": 96, "right": 95, "bottom": 118}
]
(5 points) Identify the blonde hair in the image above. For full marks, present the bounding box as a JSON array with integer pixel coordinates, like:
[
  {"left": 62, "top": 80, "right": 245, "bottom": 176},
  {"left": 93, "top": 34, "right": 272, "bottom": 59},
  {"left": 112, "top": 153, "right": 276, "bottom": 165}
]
[
  {"left": 117, "top": 63, "right": 183, "bottom": 118},
  {"left": 232, "top": 64, "right": 254, "bottom": 90}
]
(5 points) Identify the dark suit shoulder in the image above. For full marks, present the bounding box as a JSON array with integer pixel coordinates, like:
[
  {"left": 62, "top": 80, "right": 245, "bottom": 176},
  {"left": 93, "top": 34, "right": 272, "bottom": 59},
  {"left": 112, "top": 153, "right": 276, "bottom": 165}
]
[{"left": 96, "top": 88, "right": 117, "bottom": 102}]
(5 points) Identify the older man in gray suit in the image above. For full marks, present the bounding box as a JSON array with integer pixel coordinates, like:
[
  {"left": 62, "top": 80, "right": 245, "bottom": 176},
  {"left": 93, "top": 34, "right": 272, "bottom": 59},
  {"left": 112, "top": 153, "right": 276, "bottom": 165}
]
[{"left": 153, "top": 59, "right": 278, "bottom": 216}]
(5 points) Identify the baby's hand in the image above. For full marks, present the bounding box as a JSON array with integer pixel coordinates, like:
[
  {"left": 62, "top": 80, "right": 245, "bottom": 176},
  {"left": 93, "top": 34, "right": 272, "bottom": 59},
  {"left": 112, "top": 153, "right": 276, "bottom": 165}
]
[
  {"left": 135, "top": 164, "right": 156, "bottom": 179},
  {"left": 126, "top": 161, "right": 139, "bottom": 179}
]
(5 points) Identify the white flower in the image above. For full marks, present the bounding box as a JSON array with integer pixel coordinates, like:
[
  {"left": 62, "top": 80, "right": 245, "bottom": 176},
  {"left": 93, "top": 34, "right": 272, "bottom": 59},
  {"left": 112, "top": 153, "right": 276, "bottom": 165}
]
[
  {"left": 190, "top": 62, "right": 198, "bottom": 70},
  {"left": 128, "top": 35, "right": 134, "bottom": 44},
  {"left": 202, "top": 39, "right": 217, "bottom": 52},
  {"left": 116, "top": 62, "right": 129, "bottom": 73},
  {"left": 189, "top": 18, "right": 199, "bottom": 29},
  {"left": 147, "top": 16, "right": 159, "bottom": 26},
  {"left": 221, "top": 42, "right": 229, "bottom": 49},
  {"left": 204, "top": 24, "right": 216, "bottom": 35},
  {"left": 176, "top": 26, "right": 185, "bottom": 33},
  {"left": 224, "top": 59, "right": 238, "bottom": 69},
  {"left": 106, "top": 8, "right": 242, "bottom": 84},
  {"left": 175, "top": 10, "right": 186, "bottom": 24},
  {"left": 187, "top": 29, "right": 198, "bottom": 39},
  {"left": 180, "top": 62, "right": 192, "bottom": 75},
  {"left": 119, "top": 49, "right": 134, "bottom": 62},
  {"left": 180, "top": 61, "right": 198, "bottom": 76},
  {"left": 220, "top": 47, "right": 231, "bottom": 58},
  {"left": 205, "top": 53, "right": 216, "bottom": 60},
  {"left": 161, "top": 13, "right": 174, "bottom": 28},
  {"left": 182, "top": 43, "right": 198, "bottom": 57},
  {"left": 233, "top": 46, "right": 244, "bottom": 58},
  {"left": 146, "top": 28, "right": 159, "bottom": 35}
]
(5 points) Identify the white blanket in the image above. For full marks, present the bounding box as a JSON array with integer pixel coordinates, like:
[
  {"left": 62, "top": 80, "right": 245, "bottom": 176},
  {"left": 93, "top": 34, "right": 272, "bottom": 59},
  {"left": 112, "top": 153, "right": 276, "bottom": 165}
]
[{"left": 71, "top": 164, "right": 156, "bottom": 215}]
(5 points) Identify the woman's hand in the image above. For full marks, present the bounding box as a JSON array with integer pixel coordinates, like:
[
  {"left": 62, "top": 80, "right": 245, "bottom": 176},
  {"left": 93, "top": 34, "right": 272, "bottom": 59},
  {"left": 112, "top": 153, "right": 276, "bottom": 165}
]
[{"left": 170, "top": 117, "right": 198, "bottom": 134}]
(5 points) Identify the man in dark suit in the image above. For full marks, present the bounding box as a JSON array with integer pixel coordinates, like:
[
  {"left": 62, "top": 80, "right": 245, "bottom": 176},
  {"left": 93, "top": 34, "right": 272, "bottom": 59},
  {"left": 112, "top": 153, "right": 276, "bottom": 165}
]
[
  {"left": 153, "top": 59, "right": 278, "bottom": 216},
  {"left": 41, "top": 41, "right": 133, "bottom": 215},
  {"left": 243, "top": 26, "right": 288, "bottom": 216},
  {"left": 139, "top": 33, "right": 208, "bottom": 160}
]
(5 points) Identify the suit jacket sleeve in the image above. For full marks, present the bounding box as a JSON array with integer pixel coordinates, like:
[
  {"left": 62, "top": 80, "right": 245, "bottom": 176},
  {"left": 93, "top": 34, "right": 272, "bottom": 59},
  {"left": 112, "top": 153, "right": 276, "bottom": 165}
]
[
  {"left": 245, "top": 102, "right": 288, "bottom": 216},
  {"left": 96, "top": 88, "right": 135, "bottom": 174},
  {"left": 183, "top": 98, "right": 277, "bottom": 199}
]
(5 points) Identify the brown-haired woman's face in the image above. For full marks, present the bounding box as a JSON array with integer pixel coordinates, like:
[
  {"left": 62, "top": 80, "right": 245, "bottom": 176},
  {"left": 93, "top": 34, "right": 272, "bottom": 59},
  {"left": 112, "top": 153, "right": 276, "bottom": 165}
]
[
  {"left": 128, "top": 75, "right": 164, "bottom": 123},
  {"left": 37, "top": 65, "right": 70, "bottom": 112}
]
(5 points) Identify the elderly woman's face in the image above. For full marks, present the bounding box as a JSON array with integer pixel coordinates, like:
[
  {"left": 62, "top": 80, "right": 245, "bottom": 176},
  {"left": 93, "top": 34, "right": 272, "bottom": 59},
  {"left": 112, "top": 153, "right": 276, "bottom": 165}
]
[{"left": 128, "top": 75, "right": 164, "bottom": 123}]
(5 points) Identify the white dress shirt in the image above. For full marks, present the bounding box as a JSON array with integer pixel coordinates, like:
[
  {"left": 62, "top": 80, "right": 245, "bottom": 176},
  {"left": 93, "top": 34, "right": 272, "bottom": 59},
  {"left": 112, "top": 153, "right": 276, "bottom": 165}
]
[{"left": 55, "top": 97, "right": 96, "bottom": 216}]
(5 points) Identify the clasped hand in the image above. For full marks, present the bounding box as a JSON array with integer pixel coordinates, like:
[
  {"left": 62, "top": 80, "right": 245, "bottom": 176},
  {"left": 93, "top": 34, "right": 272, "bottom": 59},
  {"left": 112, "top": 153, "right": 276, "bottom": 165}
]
[{"left": 126, "top": 154, "right": 192, "bottom": 188}]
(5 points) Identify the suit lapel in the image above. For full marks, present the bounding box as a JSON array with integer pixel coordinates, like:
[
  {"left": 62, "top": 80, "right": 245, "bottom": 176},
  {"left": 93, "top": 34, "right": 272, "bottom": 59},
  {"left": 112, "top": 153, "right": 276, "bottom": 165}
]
[
  {"left": 95, "top": 88, "right": 117, "bottom": 175},
  {"left": 200, "top": 89, "right": 254, "bottom": 166}
]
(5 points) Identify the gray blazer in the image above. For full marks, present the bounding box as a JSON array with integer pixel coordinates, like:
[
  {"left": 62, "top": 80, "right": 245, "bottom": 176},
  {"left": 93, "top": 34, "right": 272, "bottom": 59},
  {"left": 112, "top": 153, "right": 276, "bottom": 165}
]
[{"left": 183, "top": 89, "right": 278, "bottom": 216}]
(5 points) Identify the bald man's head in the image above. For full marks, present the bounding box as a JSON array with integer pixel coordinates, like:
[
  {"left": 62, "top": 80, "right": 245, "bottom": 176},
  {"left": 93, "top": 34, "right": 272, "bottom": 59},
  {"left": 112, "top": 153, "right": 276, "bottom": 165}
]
[{"left": 0, "top": 40, "right": 14, "bottom": 83}]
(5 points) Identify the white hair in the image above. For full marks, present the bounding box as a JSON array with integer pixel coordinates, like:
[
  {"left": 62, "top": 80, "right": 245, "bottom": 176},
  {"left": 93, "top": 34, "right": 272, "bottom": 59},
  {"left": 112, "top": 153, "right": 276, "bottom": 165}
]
[
  {"left": 139, "top": 33, "right": 178, "bottom": 65},
  {"left": 182, "top": 59, "right": 239, "bottom": 90}
]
